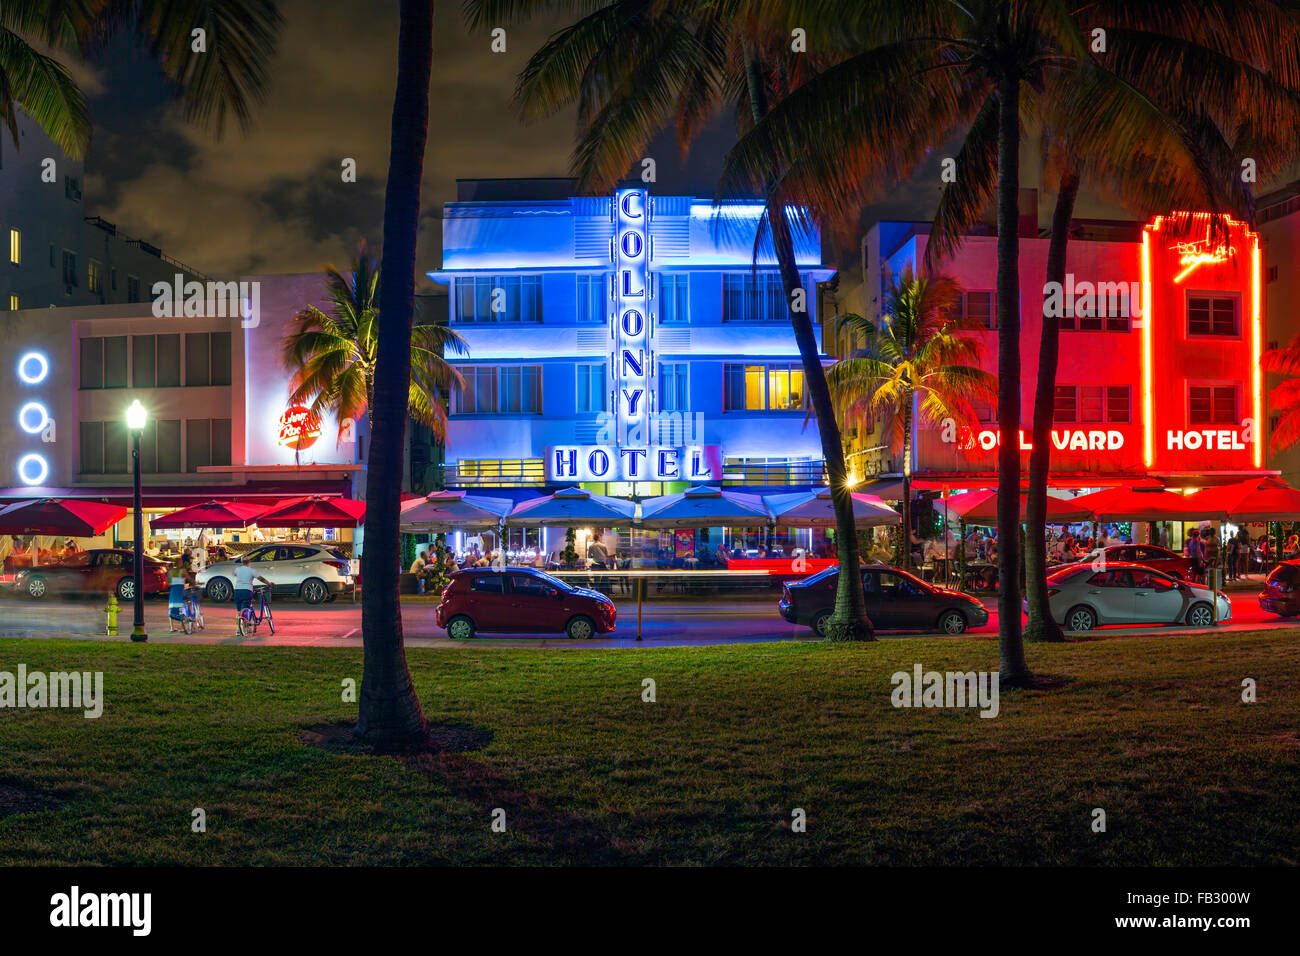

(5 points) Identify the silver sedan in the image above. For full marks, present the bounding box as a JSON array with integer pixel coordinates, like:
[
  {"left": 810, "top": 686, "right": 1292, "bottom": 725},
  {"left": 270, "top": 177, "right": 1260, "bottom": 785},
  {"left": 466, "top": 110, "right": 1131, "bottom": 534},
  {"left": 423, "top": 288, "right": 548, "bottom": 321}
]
[{"left": 1033, "top": 562, "right": 1232, "bottom": 631}]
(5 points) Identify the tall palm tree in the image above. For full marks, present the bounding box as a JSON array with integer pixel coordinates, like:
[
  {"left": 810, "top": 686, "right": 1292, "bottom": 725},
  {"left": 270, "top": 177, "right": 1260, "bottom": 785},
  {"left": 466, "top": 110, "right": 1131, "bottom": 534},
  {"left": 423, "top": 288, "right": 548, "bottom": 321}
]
[
  {"left": 1261, "top": 339, "right": 1300, "bottom": 453},
  {"left": 356, "top": 0, "right": 437, "bottom": 751},
  {"left": 467, "top": 0, "right": 880, "bottom": 639},
  {"left": 282, "top": 241, "right": 466, "bottom": 443},
  {"left": 828, "top": 264, "right": 997, "bottom": 569},
  {"left": 1, "top": 0, "right": 282, "bottom": 157}
]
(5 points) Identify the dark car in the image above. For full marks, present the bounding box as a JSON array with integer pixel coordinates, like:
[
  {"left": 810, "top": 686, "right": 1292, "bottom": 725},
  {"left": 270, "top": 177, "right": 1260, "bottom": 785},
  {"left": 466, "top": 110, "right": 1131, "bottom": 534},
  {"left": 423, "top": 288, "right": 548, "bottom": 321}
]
[
  {"left": 1259, "top": 560, "right": 1300, "bottom": 617},
  {"left": 779, "top": 565, "right": 990, "bottom": 635},
  {"left": 13, "top": 548, "right": 169, "bottom": 600},
  {"left": 434, "top": 567, "right": 616, "bottom": 640},
  {"left": 1051, "top": 544, "right": 1194, "bottom": 580}
]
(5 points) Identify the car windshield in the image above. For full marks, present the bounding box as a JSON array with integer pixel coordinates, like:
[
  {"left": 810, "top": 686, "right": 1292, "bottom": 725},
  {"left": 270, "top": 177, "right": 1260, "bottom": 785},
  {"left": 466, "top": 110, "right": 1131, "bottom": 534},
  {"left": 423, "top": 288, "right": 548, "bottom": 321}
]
[
  {"left": 1268, "top": 563, "right": 1299, "bottom": 585},
  {"left": 528, "top": 570, "right": 574, "bottom": 591}
]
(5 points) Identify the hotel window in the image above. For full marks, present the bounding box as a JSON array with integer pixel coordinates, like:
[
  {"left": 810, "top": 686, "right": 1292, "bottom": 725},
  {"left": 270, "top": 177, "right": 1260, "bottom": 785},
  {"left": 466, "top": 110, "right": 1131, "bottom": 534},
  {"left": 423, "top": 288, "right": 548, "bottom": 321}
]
[
  {"left": 110, "top": 268, "right": 117, "bottom": 292},
  {"left": 576, "top": 363, "right": 606, "bottom": 412},
  {"left": 131, "top": 334, "right": 184, "bottom": 388},
  {"left": 1189, "top": 385, "right": 1238, "bottom": 424},
  {"left": 9, "top": 227, "right": 19, "bottom": 264},
  {"left": 1187, "top": 294, "right": 1238, "bottom": 336},
  {"left": 453, "top": 365, "right": 542, "bottom": 414},
  {"left": 661, "top": 273, "right": 689, "bottom": 323},
  {"left": 723, "top": 272, "right": 807, "bottom": 322},
  {"left": 1054, "top": 385, "right": 1130, "bottom": 423},
  {"left": 659, "top": 362, "right": 689, "bottom": 411},
  {"left": 1059, "top": 286, "right": 1131, "bottom": 332},
  {"left": 724, "top": 362, "right": 806, "bottom": 411},
  {"left": 962, "top": 290, "right": 997, "bottom": 329},
  {"left": 62, "top": 250, "right": 78, "bottom": 288},
  {"left": 186, "top": 419, "right": 232, "bottom": 472},
  {"left": 970, "top": 398, "right": 997, "bottom": 423},
  {"left": 575, "top": 274, "right": 605, "bottom": 323},
  {"left": 455, "top": 275, "right": 543, "bottom": 323},
  {"left": 127, "top": 275, "right": 140, "bottom": 303},
  {"left": 184, "top": 331, "right": 232, "bottom": 386},
  {"left": 78, "top": 421, "right": 128, "bottom": 474},
  {"left": 88, "top": 259, "right": 103, "bottom": 294},
  {"left": 8, "top": 294, "right": 17, "bottom": 311},
  {"left": 79, "top": 336, "right": 127, "bottom": 389}
]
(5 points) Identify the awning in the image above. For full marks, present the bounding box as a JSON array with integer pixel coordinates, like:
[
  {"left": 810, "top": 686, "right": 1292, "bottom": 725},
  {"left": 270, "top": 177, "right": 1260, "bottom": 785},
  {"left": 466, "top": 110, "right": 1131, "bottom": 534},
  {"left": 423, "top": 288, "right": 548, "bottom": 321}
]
[
  {"left": 400, "top": 491, "right": 513, "bottom": 532},
  {"left": 1184, "top": 477, "right": 1300, "bottom": 522},
  {"left": 763, "top": 488, "right": 900, "bottom": 528},
  {"left": 506, "top": 487, "right": 636, "bottom": 527},
  {"left": 148, "top": 500, "right": 276, "bottom": 530},
  {"left": 938, "top": 490, "right": 1093, "bottom": 523},
  {"left": 254, "top": 496, "right": 366, "bottom": 528},
  {"left": 638, "top": 487, "right": 771, "bottom": 529},
  {"left": 0, "top": 479, "right": 351, "bottom": 507},
  {"left": 0, "top": 498, "right": 129, "bottom": 536},
  {"left": 1068, "top": 486, "right": 1208, "bottom": 522}
]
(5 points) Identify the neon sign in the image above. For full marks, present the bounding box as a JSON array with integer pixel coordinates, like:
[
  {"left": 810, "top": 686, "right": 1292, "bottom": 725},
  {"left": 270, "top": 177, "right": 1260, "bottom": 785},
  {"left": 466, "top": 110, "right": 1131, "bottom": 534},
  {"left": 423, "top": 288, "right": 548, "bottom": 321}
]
[
  {"left": 277, "top": 406, "right": 320, "bottom": 450},
  {"left": 966, "top": 429, "right": 1125, "bottom": 452},
  {"left": 1171, "top": 223, "right": 1235, "bottom": 283},
  {"left": 1166, "top": 429, "right": 1248, "bottom": 451},
  {"left": 547, "top": 444, "right": 722, "bottom": 482},
  {"left": 614, "top": 188, "right": 651, "bottom": 450}
]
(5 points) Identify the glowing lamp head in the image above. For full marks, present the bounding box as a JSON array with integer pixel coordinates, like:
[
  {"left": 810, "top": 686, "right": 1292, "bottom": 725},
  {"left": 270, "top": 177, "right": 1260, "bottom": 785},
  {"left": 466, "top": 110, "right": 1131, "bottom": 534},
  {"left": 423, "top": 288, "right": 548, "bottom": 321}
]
[{"left": 126, "top": 399, "right": 148, "bottom": 432}]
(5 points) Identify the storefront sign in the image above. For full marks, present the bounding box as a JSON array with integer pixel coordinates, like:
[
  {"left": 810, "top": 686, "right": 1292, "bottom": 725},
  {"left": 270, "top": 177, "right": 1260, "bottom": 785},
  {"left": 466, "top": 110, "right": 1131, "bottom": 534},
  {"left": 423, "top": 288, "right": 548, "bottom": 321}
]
[
  {"left": 614, "top": 188, "right": 651, "bottom": 446},
  {"left": 277, "top": 406, "right": 320, "bottom": 450},
  {"left": 969, "top": 428, "right": 1125, "bottom": 452},
  {"left": 1171, "top": 225, "right": 1235, "bottom": 283},
  {"left": 546, "top": 444, "right": 723, "bottom": 482},
  {"left": 1166, "top": 428, "right": 1248, "bottom": 451}
]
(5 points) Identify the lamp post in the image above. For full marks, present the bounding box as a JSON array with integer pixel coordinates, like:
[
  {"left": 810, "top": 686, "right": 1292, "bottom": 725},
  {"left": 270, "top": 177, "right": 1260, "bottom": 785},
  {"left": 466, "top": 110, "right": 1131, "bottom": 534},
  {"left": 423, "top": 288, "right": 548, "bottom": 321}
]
[{"left": 126, "top": 399, "right": 148, "bottom": 642}]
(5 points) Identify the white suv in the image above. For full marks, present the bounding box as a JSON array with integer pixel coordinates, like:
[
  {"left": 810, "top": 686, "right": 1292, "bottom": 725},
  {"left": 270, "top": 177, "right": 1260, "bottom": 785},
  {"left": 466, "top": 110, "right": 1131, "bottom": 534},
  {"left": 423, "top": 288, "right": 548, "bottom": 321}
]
[{"left": 198, "top": 544, "right": 353, "bottom": 604}]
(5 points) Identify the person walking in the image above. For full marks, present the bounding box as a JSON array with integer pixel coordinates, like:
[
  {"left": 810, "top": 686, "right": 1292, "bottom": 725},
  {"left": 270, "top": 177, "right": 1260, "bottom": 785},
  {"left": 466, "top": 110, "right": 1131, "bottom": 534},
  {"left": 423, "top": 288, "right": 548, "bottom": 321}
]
[{"left": 1225, "top": 531, "right": 1240, "bottom": 582}]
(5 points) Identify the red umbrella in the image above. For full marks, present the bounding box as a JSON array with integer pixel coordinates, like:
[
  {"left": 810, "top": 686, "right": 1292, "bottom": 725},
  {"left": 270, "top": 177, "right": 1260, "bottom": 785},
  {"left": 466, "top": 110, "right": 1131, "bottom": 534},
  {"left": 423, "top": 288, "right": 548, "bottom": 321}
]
[
  {"left": 1185, "top": 477, "right": 1300, "bottom": 522},
  {"left": 254, "top": 495, "right": 366, "bottom": 528},
  {"left": 1069, "top": 486, "right": 1207, "bottom": 522},
  {"left": 0, "top": 498, "right": 128, "bottom": 536},
  {"left": 939, "top": 490, "right": 1092, "bottom": 523},
  {"left": 149, "top": 499, "right": 275, "bottom": 530}
]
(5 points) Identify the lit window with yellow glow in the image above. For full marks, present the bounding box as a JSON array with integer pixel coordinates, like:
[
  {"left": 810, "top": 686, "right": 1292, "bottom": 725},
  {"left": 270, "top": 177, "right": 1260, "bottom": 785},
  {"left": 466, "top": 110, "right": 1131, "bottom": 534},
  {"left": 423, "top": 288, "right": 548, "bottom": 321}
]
[{"left": 9, "top": 228, "right": 19, "bottom": 265}]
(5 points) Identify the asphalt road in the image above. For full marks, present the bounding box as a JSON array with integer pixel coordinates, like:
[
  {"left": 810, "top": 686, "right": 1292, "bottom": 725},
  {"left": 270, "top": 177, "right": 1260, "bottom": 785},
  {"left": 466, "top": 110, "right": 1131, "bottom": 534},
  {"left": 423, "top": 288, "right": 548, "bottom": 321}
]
[{"left": 0, "top": 586, "right": 1287, "bottom": 648}]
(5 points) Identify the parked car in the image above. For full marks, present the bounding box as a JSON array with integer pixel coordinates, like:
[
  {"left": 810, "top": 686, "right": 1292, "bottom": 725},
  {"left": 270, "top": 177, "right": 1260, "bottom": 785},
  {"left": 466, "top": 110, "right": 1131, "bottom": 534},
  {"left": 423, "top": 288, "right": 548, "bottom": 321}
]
[
  {"left": 1051, "top": 544, "right": 1194, "bottom": 580},
  {"left": 779, "top": 565, "right": 990, "bottom": 635},
  {"left": 13, "top": 548, "right": 169, "bottom": 600},
  {"left": 1258, "top": 560, "right": 1300, "bottom": 617},
  {"left": 1037, "top": 562, "right": 1231, "bottom": 630},
  {"left": 434, "top": 567, "right": 616, "bottom": 639},
  {"left": 197, "top": 543, "right": 352, "bottom": 604}
]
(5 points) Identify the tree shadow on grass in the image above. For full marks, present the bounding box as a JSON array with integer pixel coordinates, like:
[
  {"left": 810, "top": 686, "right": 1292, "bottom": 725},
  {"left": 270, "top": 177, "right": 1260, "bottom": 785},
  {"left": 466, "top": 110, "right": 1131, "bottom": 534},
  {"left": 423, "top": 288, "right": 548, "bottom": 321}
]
[
  {"left": 0, "top": 781, "right": 65, "bottom": 820},
  {"left": 301, "top": 722, "right": 636, "bottom": 865}
]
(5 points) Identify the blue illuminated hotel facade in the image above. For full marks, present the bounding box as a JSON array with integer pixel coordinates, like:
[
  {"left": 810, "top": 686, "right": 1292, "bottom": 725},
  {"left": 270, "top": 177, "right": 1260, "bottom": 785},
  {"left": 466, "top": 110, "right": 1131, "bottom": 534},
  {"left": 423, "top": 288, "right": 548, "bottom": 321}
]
[{"left": 428, "top": 179, "right": 836, "bottom": 500}]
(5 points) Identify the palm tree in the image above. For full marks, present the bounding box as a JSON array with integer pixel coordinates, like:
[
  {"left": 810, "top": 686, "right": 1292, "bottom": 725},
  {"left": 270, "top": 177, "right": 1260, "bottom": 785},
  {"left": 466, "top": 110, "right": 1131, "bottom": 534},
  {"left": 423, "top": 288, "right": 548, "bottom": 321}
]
[
  {"left": 282, "top": 242, "right": 466, "bottom": 444},
  {"left": 722, "top": 0, "right": 1300, "bottom": 679},
  {"left": 356, "top": 0, "right": 437, "bottom": 751},
  {"left": 1, "top": 0, "right": 282, "bottom": 157},
  {"left": 828, "top": 264, "right": 997, "bottom": 569},
  {"left": 466, "top": 0, "right": 879, "bottom": 639},
  {"left": 1262, "top": 339, "right": 1300, "bottom": 453}
]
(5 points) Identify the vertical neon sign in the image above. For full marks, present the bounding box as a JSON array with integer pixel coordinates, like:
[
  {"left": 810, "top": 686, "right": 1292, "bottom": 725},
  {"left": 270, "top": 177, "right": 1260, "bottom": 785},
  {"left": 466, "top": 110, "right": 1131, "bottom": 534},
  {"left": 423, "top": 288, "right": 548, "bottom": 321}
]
[
  {"left": 614, "top": 188, "right": 651, "bottom": 480},
  {"left": 1252, "top": 235, "right": 1263, "bottom": 469},
  {"left": 1140, "top": 227, "right": 1154, "bottom": 468}
]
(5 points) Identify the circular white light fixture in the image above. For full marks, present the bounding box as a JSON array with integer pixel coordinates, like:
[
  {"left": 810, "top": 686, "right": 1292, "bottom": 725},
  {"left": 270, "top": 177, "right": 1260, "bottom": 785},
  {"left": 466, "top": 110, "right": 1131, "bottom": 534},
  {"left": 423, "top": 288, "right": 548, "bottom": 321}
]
[
  {"left": 18, "top": 402, "right": 50, "bottom": 435},
  {"left": 17, "top": 453, "right": 49, "bottom": 486},
  {"left": 125, "top": 399, "right": 147, "bottom": 431},
  {"left": 17, "top": 352, "right": 49, "bottom": 384}
]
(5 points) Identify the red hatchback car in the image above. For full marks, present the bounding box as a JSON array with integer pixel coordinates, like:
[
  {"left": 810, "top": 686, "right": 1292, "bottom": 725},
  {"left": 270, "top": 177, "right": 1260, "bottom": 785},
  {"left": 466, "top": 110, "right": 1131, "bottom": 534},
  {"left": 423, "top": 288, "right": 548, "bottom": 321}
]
[
  {"left": 435, "top": 567, "right": 616, "bottom": 640},
  {"left": 13, "top": 548, "right": 169, "bottom": 600},
  {"left": 1259, "top": 560, "right": 1300, "bottom": 618}
]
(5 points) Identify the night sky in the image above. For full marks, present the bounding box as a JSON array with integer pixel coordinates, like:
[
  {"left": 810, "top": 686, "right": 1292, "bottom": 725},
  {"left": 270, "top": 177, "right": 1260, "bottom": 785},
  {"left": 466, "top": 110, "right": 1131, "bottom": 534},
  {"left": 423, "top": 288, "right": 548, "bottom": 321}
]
[{"left": 75, "top": 1, "right": 1155, "bottom": 285}]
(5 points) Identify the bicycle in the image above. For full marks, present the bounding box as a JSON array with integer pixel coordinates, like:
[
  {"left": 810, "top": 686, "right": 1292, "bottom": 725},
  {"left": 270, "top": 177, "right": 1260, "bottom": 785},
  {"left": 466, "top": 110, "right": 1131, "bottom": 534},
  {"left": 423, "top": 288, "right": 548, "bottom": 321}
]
[
  {"left": 176, "top": 587, "right": 205, "bottom": 634},
  {"left": 237, "top": 584, "right": 275, "bottom": 637}
]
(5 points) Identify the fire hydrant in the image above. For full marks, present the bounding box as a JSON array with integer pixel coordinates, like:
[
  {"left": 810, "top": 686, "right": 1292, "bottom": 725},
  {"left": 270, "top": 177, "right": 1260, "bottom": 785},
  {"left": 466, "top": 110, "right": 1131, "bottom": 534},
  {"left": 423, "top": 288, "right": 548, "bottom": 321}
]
[{"left": 105, "top": 594, "right": 118, "bottom": 637}]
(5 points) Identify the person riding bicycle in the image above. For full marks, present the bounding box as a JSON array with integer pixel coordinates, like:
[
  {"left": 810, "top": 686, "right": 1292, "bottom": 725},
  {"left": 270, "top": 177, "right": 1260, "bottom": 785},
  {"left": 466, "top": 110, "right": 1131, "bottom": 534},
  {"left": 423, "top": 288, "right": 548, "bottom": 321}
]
[{"left": 233, "top": 554, "right": 272, "bottom": 619}]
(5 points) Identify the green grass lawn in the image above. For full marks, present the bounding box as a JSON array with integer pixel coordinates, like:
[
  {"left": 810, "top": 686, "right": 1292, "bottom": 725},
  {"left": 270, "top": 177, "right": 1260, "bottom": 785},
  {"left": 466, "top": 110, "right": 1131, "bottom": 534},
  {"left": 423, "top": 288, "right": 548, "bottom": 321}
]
[{"left": 1, "top": 630, "right": 1297, "bottom": 865}]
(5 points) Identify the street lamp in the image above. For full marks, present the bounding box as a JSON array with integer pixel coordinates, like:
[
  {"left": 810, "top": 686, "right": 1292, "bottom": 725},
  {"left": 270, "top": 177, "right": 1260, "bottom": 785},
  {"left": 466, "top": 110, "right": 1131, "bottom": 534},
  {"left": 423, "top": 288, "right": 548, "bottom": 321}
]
[{"left": 126, "top": 399, "right": 148, "bottom": 643}]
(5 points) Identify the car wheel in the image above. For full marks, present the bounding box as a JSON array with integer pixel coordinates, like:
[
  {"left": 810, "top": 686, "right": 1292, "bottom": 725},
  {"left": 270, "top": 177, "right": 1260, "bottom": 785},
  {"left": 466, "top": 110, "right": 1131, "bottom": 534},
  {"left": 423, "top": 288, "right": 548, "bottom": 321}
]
[
  {"left": 938, "top": 610, "right": 968, "bottom": 634},
  {"left": 446, "top": 615, "right": 475, "bottom": 640},
  {"left": 811, "top": 609, "right": 832, "bottom": 637},
  {"left": 1186, "top": 602, "right": 1215, "bottom": 627},
  {"left": 26, "top": 575, "right": 48, "bottom": 599},
  {"left": 300, "top": 578, "right": 328, "bottom": 605},
  {"left": 206, "top": 577, "right": 233, "bottom": 602},
  {"left": 1066, "top": 605, "right": 1096, "bottom": 631},
  {"left": 116, "top": 576, "right": 135, "bottom": 601},
  {"left": 566, "top": 615, "right": 596, "bottom": 640}
]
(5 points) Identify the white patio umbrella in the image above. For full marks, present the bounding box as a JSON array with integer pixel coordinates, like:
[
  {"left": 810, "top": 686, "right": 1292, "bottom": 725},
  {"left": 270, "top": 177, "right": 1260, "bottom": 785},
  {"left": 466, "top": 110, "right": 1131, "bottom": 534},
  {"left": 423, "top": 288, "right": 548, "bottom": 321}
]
[
  {"left": 638, "top": 486, "right": 771, "bottom": 528},
  {"left": 505, "top": 486, "right": 637, "bottom": 527},
  {"left": 399, "top": 490, "right": 514, "bottom": 532},
  {"left": 763, "top": 488, "right": 901, "bottom": 528}
]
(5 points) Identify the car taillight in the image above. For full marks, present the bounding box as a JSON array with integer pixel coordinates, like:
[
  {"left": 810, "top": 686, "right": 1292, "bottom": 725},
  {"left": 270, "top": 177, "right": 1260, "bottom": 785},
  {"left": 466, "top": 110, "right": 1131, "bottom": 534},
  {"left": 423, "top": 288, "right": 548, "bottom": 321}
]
[
  {"left": 324, "top": 560, "right": 347, "bottom": 573},
  {"left": 1046, "top": 588, "right": 1059, "bottom": 597},
  {"left": 782, "top": 585, "right": 791, "bottom": 602}
]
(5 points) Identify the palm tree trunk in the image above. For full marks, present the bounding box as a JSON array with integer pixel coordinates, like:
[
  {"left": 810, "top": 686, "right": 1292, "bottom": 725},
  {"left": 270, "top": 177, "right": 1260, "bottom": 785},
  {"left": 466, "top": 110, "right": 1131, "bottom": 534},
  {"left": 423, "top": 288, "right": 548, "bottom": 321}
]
[
  {"left": 995, "top": 69, "right": 1030, "bottom": 685},
  {"left": 748, "top": 55, "right": 872, "bottom": 641},
  {"left": 355, "top": 0, "right": 435, "bottom": 751},
  {"left": 900, "top": 399, "right": 912, "bottom": 571},
  {"left": 1023, "top": 168, "right": 1079, "bottom": 643}
]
